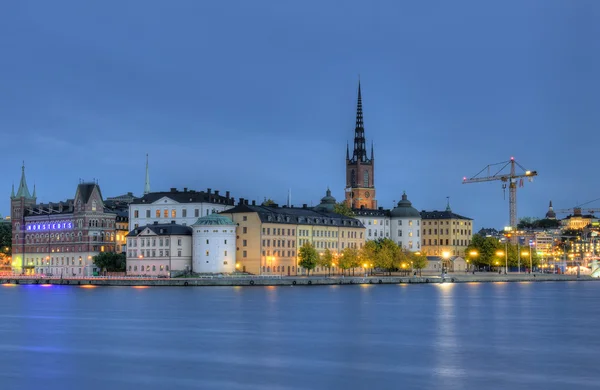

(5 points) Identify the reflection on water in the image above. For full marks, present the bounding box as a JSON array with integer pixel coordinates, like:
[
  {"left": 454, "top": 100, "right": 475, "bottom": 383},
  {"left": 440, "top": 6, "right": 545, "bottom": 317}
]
[{"left": 0, "top": 282, "right": 598, "bottom": 390}]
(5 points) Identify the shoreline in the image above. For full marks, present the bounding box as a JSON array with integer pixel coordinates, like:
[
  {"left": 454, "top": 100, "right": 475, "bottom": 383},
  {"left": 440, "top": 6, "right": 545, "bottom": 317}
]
[{"left": 1, "top": 273, "right": 597, "bottom": 287}]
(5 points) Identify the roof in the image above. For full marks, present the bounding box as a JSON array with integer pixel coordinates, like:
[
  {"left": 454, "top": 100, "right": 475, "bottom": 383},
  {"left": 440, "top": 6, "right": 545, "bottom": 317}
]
[
  {"left": 353, "top": 208, "right": 390, "bottom": 217},
  {"left": 420, "top": 210, "right": 473, "bottom": 221},
  {"left": 127, "top": 222, "right": 193, "bottom": 237},
  {"left": 390, "top": 193, "right": 421, "bottom": 218},
  {"left": 77, "top": 183, "right": 101, "bottom": 204},
  {"left": 192, "top": 214, "right": 235, "bottom": 226},
  {"left": 222, "top": 204, "right": 364, "bottom": 228},
  {"left": 131, "top": 188, "right": 234, "bottom": 206}
]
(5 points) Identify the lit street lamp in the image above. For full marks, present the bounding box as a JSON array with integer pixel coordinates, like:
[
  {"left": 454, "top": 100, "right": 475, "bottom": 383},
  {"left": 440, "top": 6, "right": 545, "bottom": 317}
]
[
  {"left": 496, "top": 250, "right": 507, "bottom": 274},
  {"left": 521, "top": 250, "right": 532, "bottom": 274}
]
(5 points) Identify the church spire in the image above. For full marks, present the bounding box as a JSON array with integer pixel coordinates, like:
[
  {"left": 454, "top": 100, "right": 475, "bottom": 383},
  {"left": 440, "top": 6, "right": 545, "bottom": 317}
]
[
  {"left": 352, "top": 80, "right": 367, "bottom": 162},
  {"left": 10, "top": 183, "right": 15, "bottom": 199},
  {"left": 32, "top": 183, "right": 36, "bottom": 198},
  {"left": 445, "top": 196, "right": 452, "bottom": 212},
  {"left": 371, "top": 141, "right": 374, "bottom": 160},
  {"left": 346, "top": 142, "right": 350, "bottom": 160},
  {"left": 144, "top": 154, "right": 151, "bottom": 195},
  {"left": 16, "top": 162, "right": 32, "bottom": 199}
]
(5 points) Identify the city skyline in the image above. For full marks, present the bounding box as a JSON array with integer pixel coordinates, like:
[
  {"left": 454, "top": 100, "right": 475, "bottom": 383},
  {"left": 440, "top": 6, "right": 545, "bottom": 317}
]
[{"left": 2, "top": 1, "right": 599, "bottom": 228}]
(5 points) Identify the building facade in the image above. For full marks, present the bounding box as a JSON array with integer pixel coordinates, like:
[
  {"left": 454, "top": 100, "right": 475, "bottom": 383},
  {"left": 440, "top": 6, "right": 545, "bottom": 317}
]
[
  {"left": 221, "top": 198, "right": 365, "bottom": 275},
  {"left": 352, "top": 192, "right": 422, "bottom": 252},
  {"left": 191, "top": 214, "right": 236, "bottom": 273},
  {"left": 126, "top": 222, "right": 192, "bottom": 276},
  {"left": 10, "top": 165, "right": 119, "bottom": 276},
  {"left": 420, "top": 203, "right": 474, "bottom": 257},
  {"left": 345, "top": 82, "right": 376, "bottom": 210},
  {"left": 129, "top": 188, "right": 235, "bottom": 229}
]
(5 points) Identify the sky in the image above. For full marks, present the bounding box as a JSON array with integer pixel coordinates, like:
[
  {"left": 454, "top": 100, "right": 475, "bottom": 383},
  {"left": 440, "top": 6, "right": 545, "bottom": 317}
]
[{"left": 1, "top": 0, "right": 599, "bottom": 230}]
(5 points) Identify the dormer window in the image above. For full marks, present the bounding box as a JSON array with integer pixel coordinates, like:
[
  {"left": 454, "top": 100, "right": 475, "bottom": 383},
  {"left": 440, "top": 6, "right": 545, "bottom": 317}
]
[{"left": 92, "top": 200, "right": 97, "bottom": 211}]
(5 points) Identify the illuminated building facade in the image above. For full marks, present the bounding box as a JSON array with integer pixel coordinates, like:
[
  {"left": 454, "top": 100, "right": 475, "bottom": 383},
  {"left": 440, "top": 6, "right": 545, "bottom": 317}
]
[
  {"left": 420, "top": 202, "right": 474, "bottom": 257},
  {"left": 10, "top": 165, "right": 118, "bottom": 276},
  {"left": 221, "top": 198, "right": 365, "bottom": 275}
]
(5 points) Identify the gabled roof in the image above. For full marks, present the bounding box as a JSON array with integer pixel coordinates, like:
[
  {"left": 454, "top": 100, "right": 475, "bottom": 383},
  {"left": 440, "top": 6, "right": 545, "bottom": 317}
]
[
  {"left": 222, "top": 204, "right": 364, "bottom": 228},
  {"left": 131, "top": 189, "right": 234, "bottom": 206},
  {"left": 127, "top": 222, "right": 192, "bottom": 237},
  {"left": 76, "top": 183, "right": 102, "bottom": 204},
  {"left": 420, "top": 210, "right": 473, "bottom": 221}
]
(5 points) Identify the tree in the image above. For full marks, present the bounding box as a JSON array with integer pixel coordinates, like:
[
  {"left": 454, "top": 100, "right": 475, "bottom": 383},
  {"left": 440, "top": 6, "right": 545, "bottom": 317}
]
[
  {"left": 410, "top": 251, "right": 428, "bottom": 276},
  {"left": 298, "top": 242, "right": 318, "bottom": 276},
  {"left": 340, "top": 247, "right": 359, "bottom": 276},
  {"left": 465, "top": 235, "right": 502, "bottom": 270},
  {"left": 0, "top": 224, "right": 11, "bottom": 252},
  {"left": 318, "top": 248, "right": 334, "bottom": 276},
  {"left": 333, "top": 202, "right": 355, "bottom": 217},
  {"left": 93, "top": 252, "right": 126, "bottom": 273},
  {"left": 374, "top": 238, "right": 400, "bottom": 275},
  {"left": 261, "top": 198, "right": 275, "bottom": 206}
]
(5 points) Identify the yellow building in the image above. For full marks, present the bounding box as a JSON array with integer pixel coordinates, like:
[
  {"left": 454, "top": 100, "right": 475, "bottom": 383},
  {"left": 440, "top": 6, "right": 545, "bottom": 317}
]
[
  {"left": 221, "top": 198, "right": 365, "bottom": 275},
  {"left": 420, "top": 207, "right": 474, "bottom": 258}
]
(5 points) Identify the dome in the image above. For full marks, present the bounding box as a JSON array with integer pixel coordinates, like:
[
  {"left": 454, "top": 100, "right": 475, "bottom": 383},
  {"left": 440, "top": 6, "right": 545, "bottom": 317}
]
[
  {"left": 315, "top": 188, "right": 336, "bottom": 212},
  {"left": 390, "top": 192, "right": 421, "bottom": 218},
  {"left": 545, "top": 200, "right": 556, "bottom": 220},
  {"left": 192, "top": 213, "right": 236, "bottom": 226}
]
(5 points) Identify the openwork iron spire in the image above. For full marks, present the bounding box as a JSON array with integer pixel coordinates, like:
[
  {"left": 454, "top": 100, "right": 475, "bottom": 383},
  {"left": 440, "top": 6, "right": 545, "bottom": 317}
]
[
  {"left": 144, "top": 154, "right": 151, "bottom": 195},
  {"left": 353, "top": 81, "right": 367, "bottom": 162}
]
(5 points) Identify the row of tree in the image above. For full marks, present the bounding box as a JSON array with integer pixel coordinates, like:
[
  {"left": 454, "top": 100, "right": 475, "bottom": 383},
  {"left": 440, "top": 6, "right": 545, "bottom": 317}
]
[
  {"left": 298, "top": 238, "right": 429, "bottom": 276},
  {"left": 465, "top": 235, "right": 540, "bottom": 270}
]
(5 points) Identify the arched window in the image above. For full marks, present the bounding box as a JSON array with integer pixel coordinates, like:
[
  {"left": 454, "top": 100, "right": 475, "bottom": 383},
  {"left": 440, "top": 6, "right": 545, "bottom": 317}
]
[
  {"left": 152, "top": 265, "right": 156, "bottom": 271},
  {"left": 364, "top": 170, "right": 369, "bottom": 187},
  {"left": 92, "top": 200, "right": 97, "bottom": 211}
]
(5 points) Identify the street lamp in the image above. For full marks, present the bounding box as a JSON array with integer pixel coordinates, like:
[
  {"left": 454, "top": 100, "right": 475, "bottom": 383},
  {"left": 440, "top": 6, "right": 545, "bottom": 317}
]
[
  {"left": 521, "top": 250, "right": 532, "bottom": 274},
  {"left": 496, "top": 250, "right": 507, "bottom": 274},
  {"left": 442, "top": 251, "right": 450, "bottom": 277}
]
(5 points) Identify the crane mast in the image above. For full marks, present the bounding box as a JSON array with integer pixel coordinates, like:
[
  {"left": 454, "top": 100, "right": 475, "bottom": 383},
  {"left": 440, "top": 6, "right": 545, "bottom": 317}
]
[{"left": 462, "top": 157, "right": 538, "bottom": 238}]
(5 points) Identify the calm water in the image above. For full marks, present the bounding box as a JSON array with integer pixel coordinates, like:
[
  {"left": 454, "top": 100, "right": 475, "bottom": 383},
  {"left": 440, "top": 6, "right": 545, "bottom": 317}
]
[{"left": 0, "top": 282, "right": 598, "bottom": 390}]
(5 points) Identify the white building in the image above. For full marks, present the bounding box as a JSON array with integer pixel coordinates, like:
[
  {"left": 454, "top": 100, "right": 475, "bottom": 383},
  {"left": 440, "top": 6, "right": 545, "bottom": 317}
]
[
  {"left": 192, "top": 214, "right": 237, "bottom": 273},
  {"left": 129, "top": 188, "right": 235, "bottom": 230},
  {"left": 353, "top": 192, "right": 421, "bottom": 252},
  {"left": 126, "top": 222, "right": 193, "bottom": 276}
]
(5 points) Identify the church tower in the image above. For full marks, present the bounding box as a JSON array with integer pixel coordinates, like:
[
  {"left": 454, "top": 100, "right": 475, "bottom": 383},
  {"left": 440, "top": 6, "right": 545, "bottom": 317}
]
[
  {"left": 10, "top": 163, "right": 37, "bottom": 273},
  {"left": 345, "top": 82, "right": 376, "bottom": 209}
]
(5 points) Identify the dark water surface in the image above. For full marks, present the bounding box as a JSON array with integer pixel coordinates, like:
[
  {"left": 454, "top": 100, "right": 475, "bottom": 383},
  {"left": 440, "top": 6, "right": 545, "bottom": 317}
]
[{"left": 0, "top": 282, "right": 598, "bottom": 390}]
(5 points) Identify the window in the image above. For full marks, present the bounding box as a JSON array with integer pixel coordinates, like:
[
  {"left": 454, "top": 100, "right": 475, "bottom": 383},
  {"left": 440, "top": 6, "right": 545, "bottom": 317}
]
[
  {"left": 243, "top": 216, "right": 247, "bottom": 221},
  {"left": 171, "top": 210, "right": 176, "bottom": 218},
  {"left": 163, "top": 209, "right": 168, "bottom": 218},
  {"left": 92, "top": 200, "right": 97, "bottom": 211},
  {"left": 156, "top": 210, "right": 160, "bottom": 218},
  {"left": 146, "top": 210, "right": 151, "bottom": 218},
  {"left": 224, "top": 239, "right": 227, "bottom": 244},
  {"left": 177, "top": 238, "right": 182, "bottom": 246},
  {"left": 206, "top": 250, "right": 209, "bottom": 256},
  {"left": 364, "top": 170, "right": 369, "bottom": 187},
  {"left": 243, "top": 250, "right": 247, "bottom": 258},
  {"left": 243, "top": 227, "right": 247, "bottom": 234},
  {"left": 243, "top": 240, "right": 247, "bottom": 247},
  {"left": 182, "top": 209, "right": 187, "bottom": 217},
  {"left": 134, "top": 210, "right": 139, "bottom": 218},
  {"left": 224, "top": 250, "right": 227, "bottom": 256},
  {"left": 178, "top": 250, "right": 182, "bottom": 257},
  {"left": 195, "top": 209, "right": 199, "bottom": 217}
]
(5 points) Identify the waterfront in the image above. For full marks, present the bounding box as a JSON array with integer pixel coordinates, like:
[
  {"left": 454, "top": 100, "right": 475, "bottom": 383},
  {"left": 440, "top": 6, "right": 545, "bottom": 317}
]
[{"left": 0, "top": 282, "right": 598, "bottom": 389}]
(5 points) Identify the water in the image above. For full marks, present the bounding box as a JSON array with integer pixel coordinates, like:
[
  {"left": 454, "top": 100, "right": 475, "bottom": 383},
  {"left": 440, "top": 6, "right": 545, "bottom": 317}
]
[{"left": 0, "top": 282, "right": 598, "bottom": 390}]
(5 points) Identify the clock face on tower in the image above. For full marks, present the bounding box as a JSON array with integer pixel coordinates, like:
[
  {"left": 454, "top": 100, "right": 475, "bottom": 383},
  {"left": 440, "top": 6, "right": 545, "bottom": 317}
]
[{"left": 365, "top": 191, "right": 370, "bottom": 198}]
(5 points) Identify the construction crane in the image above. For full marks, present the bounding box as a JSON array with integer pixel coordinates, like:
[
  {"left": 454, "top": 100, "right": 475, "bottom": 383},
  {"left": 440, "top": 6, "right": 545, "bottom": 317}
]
[
  {"left": 462, "top": 157, "right": 538, "bottom": 232},
  {"left": 556, "top": 197, "right": 600, "bottom": 217}
]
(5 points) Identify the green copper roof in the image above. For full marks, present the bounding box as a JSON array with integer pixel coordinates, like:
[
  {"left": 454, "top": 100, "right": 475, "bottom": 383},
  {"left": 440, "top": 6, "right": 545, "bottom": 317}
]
[{"left": 192, "top": 213, "right": 236, "bottom": 226}]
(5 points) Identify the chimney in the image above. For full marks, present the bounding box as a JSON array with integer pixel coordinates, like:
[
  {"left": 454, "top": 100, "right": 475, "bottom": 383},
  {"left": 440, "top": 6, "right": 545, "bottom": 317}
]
[
  {"left": 239, "top": 198, "right": 245, "bottom": 205},
  {"left": 171, "top": 220, "right": 176, "bottom": 224},
  {"left": 214, "top": 190, "right": 219, "bottom": 196},
  {"left": 207, "top": 188, "right": 212, "bottom": 194},
  {"left": 184, "top": 187, "right": 188, "bottom": 192},
  {"left": 251, "top": 200, "right": 256, "bottom": 206},
  {"left": 302, "top": 204, "right": 307, "bottom": 209},
  {"left": 170, "top": 188, "right": 177, "bottom": 193},
  {"left": 225, "top": 191, "right": 230, "bottom": 199},
  {"left": 245, "top": 199, "right": 249, "bottom": 205}
]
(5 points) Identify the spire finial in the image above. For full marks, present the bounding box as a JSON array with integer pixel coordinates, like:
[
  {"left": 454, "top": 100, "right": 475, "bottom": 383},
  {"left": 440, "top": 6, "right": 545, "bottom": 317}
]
[
  {"left": 346, "top": 141, "right": 350, "bottom": 160},
  {"left": 16, "top": 162, "right": 32, "bottom": 199},
  {"left": 371, "top": 141, "right": 374, "bottom": 160},
  {"left": 445, "top": 196, "right": 451, "bottom": 212},
  {"left": 352, "top": 80, "right": 366, "bottom": 162},
  {"left": 32, "top": 183, "right": 36, "bottom": 198},
  {"left": 10, "top": 182, "right": 15, "bottom": 199},
  {"left": 144, "top": 154, "right": 151, "bottom": 195}
]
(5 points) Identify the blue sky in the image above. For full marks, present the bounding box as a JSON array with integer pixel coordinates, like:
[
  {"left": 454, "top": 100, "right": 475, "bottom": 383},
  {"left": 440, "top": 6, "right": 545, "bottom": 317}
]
[{"left": 1, "top": 0, "right": 599, "bottom": 229}]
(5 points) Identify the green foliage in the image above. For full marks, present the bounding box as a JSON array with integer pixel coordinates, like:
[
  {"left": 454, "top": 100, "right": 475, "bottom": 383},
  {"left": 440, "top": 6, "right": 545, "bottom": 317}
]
[
  {"left": 298, "top": 242, "right": 318, "bottom": 275},
  {"left": 318, "top": 248, "right": 334, "bottom": 270},
  {"left": 410, "top": 251, "right": 428, "bottom": 276},
  {"left": 0, "top": 224, "right": 11, "bottom": 253},
  {"left": 518, "top": 217, "right": 560, "bottom": 230},
  {"left": 333, "top": 202, "right": 355, "bottom": 217},
  {"left": 93, "top": 252, "right": 126, "bottom": 272},
  {"left": 261, "top": 198, "right": 275, "bottom": 206},
  {"left": 373, "top": 238, "right": 400, "bottom": 275},
  {"left": 340, "top": 247, "right": 359, "bottom": 273},
  {"left": 466, "top": 235, "right": 541, "bottom": 269}
]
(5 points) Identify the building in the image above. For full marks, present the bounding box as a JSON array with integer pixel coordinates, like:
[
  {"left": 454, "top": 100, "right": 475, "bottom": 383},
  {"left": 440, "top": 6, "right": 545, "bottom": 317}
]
[
  {"left": 221, "top": 197, "right": 365, "bottom": 275},
  {"left": 545, "top": 201, "right": 557, "bottom": 220},
  {"left": 345, "top": 82, "right": 376, "bottom": 210},
  {"left": 10, "top": 164, "right": 119, "bottom": 276},
  {"left": 129, "top": 188, "right": 235, "bottom": 229},
  {"left": 104, "top": 199, "right": 130, "bottom": 254},
  {"left": 191, "top": 214, "right": 236, "bottom": 273},
  {"left": 420, "top": 201, "right": 474, "bottom": 258},
  {"left": 352, "top": 192, "right": 422, "bottom": 252},
  {"left": 126, "top": 222, "right": 192, "bottom": 276}
]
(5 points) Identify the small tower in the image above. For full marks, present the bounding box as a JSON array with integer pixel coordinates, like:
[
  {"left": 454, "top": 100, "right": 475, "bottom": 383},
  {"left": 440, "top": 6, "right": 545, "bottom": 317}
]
[
  {"left": 192, "top": 214, "right": 236, "bottom": 273},
  {"left": 344, "top": 81, "right": 376, "bottom": 209},
  {"left": 545, "top": 200, "right": 556, "bottom": 220},
  {"left": 144, "top": 154, "right": 151, "bottom": 195},
  {"left": 11, "top": 163, "right": 37, "bottom": 274}
]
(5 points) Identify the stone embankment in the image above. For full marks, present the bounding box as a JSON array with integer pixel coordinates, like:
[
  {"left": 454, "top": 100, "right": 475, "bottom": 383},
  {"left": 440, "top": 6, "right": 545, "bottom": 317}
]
[{"left": 0, "top": 273, "right": 597, "bottom": 287}]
